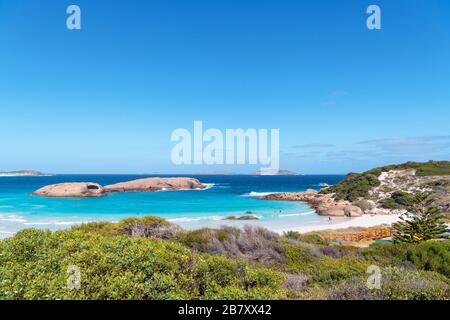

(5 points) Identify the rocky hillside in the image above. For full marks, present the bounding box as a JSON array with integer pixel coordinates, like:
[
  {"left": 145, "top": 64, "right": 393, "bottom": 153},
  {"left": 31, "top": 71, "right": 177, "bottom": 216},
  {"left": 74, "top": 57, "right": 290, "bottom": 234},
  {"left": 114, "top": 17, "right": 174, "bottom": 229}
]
[
  {"left": 265, "top": 161, "right": 450, "bottom": 217},
  {"left": 321, "top": 161, "right": 450, "bottom": 214}
]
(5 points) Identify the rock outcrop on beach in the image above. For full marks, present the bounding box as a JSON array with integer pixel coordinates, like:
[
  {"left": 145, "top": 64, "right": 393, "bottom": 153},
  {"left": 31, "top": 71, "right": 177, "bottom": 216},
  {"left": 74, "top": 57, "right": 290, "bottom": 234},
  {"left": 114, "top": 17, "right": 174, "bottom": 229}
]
[
  {"left": 264, "top": 161, "right": 450, "bottom": 217},
  {"left": 223, "top": 215, "right": 259, "bottom": 221},
  {"left": 367, "top": 168, "right": 450, "bottom": 214},
  {"left": 264, "top": 190, "right": 363, "bottom": 217},
  {"left": 104, "top": 177, "right": 205, "bottom": 192},
  {"left": 32, "top": 183, "right": 107, "bottom": 198}
]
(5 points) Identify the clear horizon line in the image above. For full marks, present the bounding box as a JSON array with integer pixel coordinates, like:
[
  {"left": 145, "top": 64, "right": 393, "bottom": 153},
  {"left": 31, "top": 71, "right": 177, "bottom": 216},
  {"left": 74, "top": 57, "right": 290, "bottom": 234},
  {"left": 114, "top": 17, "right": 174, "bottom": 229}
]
[{"left": 38, "top": 172, "right": 348, "bottom": 176}]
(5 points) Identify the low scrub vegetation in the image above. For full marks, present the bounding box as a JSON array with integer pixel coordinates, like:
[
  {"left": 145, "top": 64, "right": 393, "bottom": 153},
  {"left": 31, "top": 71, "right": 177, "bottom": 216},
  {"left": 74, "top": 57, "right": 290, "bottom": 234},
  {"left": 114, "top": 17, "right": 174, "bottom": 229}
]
[
  {"left": 320, "top": 161, "right": 450, "bottom": 202},
  {"left": 0, "top": 216, "right": 449, "bottom": 300},
  {"left": 319, "top": 172, "right": 380, "bottom": 201},
  {"left": 381, "top": 191, "right": 418, "bottom": 209},
  {"left": 0, "top": 227, "right": 285, "bottom": 300},
  {"left": 373, "top": 160, "right": 450, "bottom": 176}
]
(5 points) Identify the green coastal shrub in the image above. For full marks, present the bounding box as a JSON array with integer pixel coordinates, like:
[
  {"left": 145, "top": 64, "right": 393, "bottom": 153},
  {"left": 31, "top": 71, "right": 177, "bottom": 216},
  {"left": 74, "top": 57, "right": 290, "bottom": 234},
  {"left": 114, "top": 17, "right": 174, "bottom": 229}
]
[
  {"left": 284, "top": 231, "right": 330, "bottom": 246},
  {"left": 320, "top": 161, "right": 450, "bottom": 202},
  {"left": 284, "top": 243, "right": 318, "bottom": 273},
  {"left": 284, "top": 243, "right": 368, "bottom": 285},
  {"left": 362, "top": 243, "right": 407, "bottom": 267},
  {"left": 2, "top": 215, "right": 450, "bottom": 300},
  {"left": 175, "top": 228, "right": 233, "bottom": 252},
  {"left": 72, "top": 216, "right": 181, "bottom": 239},
  {"left": 326, "top": 267, "right": 450, "bottom": 300},
  {"left": 71, "top": 221, "right": 120, "bottom": 236},
  {"left": 306, "top": 256, "right": 369, "bottom": 285},
  {"left": 381, "top": 191, "right": 419, "bottom": 210},
  {"left": 118, "top": 216, "right": 181, "bottom": 239},
  {"left": 404, "top": 241, "right": 450, "bottom": 277},
  {"left": 196, "top": 256, "right": 286, "bottom": 300},
  {"left": 366, "top": 161, "right": 450, "bottom": 176},
  {"left": 319, "top": 172, "right": 381, "bottom": 201},
  {"left": 363, "top": 240, "right": 450, "bottom": 278},
  {"left": 0, "top": 228, "right": 286, "bottom": 300}
]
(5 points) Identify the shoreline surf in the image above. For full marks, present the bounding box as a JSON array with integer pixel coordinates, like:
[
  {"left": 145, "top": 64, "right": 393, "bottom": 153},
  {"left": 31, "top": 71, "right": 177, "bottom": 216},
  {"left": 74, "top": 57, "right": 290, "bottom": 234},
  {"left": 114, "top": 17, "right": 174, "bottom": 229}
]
[
  {"left": 0, "top": 213, "right": 402, "bottom": 239},
  {"left": 0, "top": 174, "right": 403, "bottom": 238}
]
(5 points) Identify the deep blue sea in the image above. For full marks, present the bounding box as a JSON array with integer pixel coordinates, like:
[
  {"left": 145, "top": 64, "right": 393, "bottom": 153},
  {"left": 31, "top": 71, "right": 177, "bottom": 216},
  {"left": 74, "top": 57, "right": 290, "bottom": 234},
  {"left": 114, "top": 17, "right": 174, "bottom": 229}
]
[{"left": 0, "top": 175, "right": 344, "bottom": 236}]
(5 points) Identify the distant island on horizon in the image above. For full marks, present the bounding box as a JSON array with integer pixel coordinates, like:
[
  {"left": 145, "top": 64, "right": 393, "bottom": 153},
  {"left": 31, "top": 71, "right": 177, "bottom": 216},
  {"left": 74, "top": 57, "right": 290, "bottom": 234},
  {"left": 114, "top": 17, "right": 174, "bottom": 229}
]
[
  {"left": 255, "top": 169, "right": 302, "bottom": 176},
  {"left": 0, "top": 170, "right": 48, "bottom": 177}
]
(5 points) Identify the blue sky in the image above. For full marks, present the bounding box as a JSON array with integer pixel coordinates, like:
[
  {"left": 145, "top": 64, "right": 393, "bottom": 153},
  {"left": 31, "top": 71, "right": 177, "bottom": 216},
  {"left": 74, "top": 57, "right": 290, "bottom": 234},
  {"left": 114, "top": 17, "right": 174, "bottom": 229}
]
[{"left": 0, "top": 0, "right": 449, "bottom": 174}]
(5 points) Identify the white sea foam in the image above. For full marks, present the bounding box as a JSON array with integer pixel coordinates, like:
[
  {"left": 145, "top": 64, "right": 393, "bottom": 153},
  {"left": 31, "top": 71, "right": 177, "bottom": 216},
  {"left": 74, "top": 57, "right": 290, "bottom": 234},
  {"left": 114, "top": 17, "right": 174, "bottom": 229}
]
[
  {"left": 243, "top": 191, "right": 282, "bottom": 198},
  {"left": 54, "top": 221, "right": 89, "bottom": 226},
  {"left": 23, "top": 222, "right": 54, "bottom": 226},
  {"left": 32, "top": 205, "right": 47, "bottom": 208},
  {"left": 168, "top": 215, "right": 223, "bottom": 223},
  {"left": 0, "top": 218, "right": 27, "bottom": 223},
  {"left": 279, "top": 210, "right": 315, "bottom": 217},
  {"left": 23, "top": 220, "right": 91, "bottom": 226},
  {"left": 0, "top": 214, "right": 27, "bottom": 223},
  {"left": 318, "top": 183, "right": 330, "bottom": 187},
  {"left": 159, "top": 183, "right": 215, "bottom": 192}
]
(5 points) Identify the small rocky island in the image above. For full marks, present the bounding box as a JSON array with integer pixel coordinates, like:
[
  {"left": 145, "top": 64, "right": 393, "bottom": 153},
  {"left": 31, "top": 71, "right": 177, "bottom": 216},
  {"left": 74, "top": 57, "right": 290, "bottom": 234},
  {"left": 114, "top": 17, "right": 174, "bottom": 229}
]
[
  {"left": 104, "top": 177, "right": 205, "bottom": 192},
  {"left": 255, "top": 169, "right": 302, "bottom": 176},
  {"left": 264, "top": 161, "right": 450, "bottom": 218},
  {"left": 32, "top": 183, "right": 107, "bottom": 198},
  {"left": 0, "top": 170, "right": 48, "bottom": 177},
  {"left": 33, "top": 177, "right": 206, "bottom": 198}
]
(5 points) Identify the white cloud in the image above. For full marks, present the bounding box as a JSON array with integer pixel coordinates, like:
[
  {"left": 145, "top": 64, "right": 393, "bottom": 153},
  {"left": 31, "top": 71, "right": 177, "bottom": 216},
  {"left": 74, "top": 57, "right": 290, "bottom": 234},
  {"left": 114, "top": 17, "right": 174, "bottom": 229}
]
[{"left": 357, "top": 136, "right": 450, "bottom": 154}]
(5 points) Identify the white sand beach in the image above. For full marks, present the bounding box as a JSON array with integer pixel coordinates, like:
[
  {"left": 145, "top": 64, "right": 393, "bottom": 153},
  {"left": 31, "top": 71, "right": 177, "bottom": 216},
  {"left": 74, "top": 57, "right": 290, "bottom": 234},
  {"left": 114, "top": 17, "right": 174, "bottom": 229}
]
[
  {"left": 0, "top": 214, "right": 404, "bottom": 239},
  {"left": 272, "top": 214, "right": 402, "bottom": 234},
  {"left": 0, "top": 230, "right": 16, "bottom": 238}
]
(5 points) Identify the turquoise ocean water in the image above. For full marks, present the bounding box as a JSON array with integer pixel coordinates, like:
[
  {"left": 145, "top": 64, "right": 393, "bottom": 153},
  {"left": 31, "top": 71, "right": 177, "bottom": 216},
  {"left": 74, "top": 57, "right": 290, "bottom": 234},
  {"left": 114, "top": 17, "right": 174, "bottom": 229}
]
[{"left": 0, "top": 175, "right": 344, "bottom": 236}]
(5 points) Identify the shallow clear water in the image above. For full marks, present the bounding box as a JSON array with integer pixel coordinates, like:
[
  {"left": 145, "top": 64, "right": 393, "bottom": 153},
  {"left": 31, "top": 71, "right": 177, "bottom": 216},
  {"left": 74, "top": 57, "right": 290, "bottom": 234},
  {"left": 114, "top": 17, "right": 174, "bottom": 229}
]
[{"left": 0, "top": 175, "right": 344, "bottom": 236}]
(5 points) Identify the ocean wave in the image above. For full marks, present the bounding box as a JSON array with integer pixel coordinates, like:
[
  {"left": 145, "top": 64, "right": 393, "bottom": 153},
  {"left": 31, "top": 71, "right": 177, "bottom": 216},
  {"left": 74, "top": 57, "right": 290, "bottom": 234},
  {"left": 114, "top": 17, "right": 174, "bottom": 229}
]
[
  {"left": 242, "top": 191, "right": 282, "bottom": 198},
  {"left": 279, "top": 210, "right": 315, "bottom": 217},
  {"left": 168, "top": 215, "right": 223, "bottom": 223},
  {"left": 0, "top": 214, "right": 27, "bottom": 223},
  {"left": 159, "top": 183, "right": 216, "bottom": 192},
  {"left": 316, "top": 183, "right": 331, "bottom": 187},
  {"left": 23, "top": 222, "right": 54, "bottom": 226},
  {"left": 23, "top": 220, "right": 90, "bottom": 226}
]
